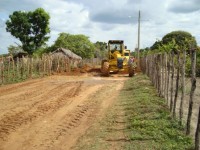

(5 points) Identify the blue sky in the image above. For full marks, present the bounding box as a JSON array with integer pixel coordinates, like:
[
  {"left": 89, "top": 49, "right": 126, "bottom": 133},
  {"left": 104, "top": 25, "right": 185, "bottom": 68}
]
[{"left": 0, "top": 0, "right": 200, "bottom": 54}]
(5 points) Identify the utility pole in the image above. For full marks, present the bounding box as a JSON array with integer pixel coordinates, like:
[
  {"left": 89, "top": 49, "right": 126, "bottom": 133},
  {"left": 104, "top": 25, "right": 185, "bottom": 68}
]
[{"left": 137, "top": 10, "right": 141, "bottom": 67}]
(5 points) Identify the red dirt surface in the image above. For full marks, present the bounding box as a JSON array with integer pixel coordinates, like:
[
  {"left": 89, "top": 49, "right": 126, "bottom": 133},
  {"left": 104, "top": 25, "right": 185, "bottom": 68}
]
[{"left": 0, "top": 74, "right": 128, "bottom": 150}]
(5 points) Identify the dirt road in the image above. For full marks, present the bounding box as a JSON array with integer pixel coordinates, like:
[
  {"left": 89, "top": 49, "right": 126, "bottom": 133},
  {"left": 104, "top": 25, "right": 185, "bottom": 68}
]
[{"left": 0, "top": 74, "right": 128, "bottom": 150}]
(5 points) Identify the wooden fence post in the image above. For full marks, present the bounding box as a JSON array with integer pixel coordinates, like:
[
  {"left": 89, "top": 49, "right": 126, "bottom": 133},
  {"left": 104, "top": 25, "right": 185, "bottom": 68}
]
[
  {"left": 8, "top": 57, "right": 11, "bottom": 83},
  {"left": 151, "top": 55, "right": 154, "bottom": 83},
  {"left": 43, "top": 55, "right": 46, "bottom": 76},
  {"left": 151, "top": 55, "right": 154, "bottom": 84},
  {"left": 141, "top": 57, "right": 144, "bottom": 73},
  {"left": 145, "top": 56, "right": 148, "bottom": 75},
  {"left": 158, "top": 54, "right": 162, "bottom": 97},
  {"left": 164, "top": 53, "right": 168, "bottom": 100},
  {"left": 155, "top": 55, "right": 158, "bottom": 90},
  {"left": 154, "top": 55, "right": 156, "bottom": 87},
  {"left": 153, "top": 54, "right": 157, "bottom": 87},
  {"left": 11, "top": 56, "right": 15, "bottom": 82},
  {"left": 146, "top": 56, "right": 149, "bottom": 76},
  {"left": 69, "top": 59, "right": 71, "bottom": 73},
  {"left": 16, "top": 57, "right": 19, "bottom": 80},
  {"left": 173, "top": 51, "right": 180, "bottom": 118},
  {"left": 167, "top": 52, "right": 171, "bottom": 104},
  {"left": 154, "top": 54, "right": 157, "bottom": 88},
  {"left": 148, "top": 56, "right": 151, "bottom": 77},
  {"left": 30, "top": 57, "right": 33, "bottom": 78},
  {"left": 143, "top": 57, "right": 146, "bottom": 74},
  {"left": 37, "top": 58, "right": 40, "bottom": 77},
  {"left": 179, "top": 49, "right": 186, "bottom": 125},
  {"left": 195, "top": 106, "right": 200, "bottom": 150},
  {"left": 47, "top": 56, "right": 50, "bottom": 75},
  {"left": 161, "top": 54, "right": 164, "bottom": 97},
  {"left": 170, "top": 50, "right": 175, "bottom": 112},
  {"left": 148, "top": 56, "right": 151, "bottom": 78},
  {"left": 1, "top": 56, "right": 4, "bottom": 85},
  {"left": 27, "top": 57, "right": 29, "bottom": 78},
  {"left": 186, "top": 48, "right": 197, "bottom": 135},
  {"left": 50, "top": 55, "right": 53, "bottom": 75}
]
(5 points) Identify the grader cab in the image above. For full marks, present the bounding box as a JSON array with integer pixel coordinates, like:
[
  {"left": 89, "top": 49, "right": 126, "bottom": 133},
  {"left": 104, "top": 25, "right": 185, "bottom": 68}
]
[{"left": 101, "top": 40, "right": 136, "bottom": 77}]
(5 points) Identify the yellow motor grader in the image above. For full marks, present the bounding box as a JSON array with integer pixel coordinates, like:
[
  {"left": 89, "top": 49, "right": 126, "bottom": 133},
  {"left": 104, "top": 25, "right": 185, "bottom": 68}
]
[{"left": 101, "top": 40, "right": 136, "bottom": 77}]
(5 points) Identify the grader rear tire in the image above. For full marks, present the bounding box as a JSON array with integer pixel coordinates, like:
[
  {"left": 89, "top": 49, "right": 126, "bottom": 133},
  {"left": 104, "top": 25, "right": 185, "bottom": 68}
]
[
  {"left": 101, "top": 61, "right": 109, "bottom": 76},
  {"left": 128, "top": 65, "right": 135, "bottom": 77}
]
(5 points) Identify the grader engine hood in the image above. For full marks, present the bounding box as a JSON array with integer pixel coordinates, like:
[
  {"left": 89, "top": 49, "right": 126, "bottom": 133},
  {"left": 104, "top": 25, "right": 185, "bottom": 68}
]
[
  {"left": 110, "top": 50, "right": 129, "bottom": 69},
  {"left": 111, "top": 50, "right": 121, "bottom": 59}
]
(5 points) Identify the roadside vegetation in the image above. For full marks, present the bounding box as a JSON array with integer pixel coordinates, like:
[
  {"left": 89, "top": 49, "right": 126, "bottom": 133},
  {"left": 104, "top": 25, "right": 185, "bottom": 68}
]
[{"left": 122, "top": 74, "right": 194, "bottom": 150}]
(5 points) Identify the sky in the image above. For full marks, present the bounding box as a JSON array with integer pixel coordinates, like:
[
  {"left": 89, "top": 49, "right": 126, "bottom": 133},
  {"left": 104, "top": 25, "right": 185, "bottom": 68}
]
[{"left": 0, "top": 0, "right": 200, "bottom": 54}]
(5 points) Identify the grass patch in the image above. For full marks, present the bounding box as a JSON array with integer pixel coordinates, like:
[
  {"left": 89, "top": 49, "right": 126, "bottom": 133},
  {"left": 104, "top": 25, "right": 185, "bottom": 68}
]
[{"left": 120, "top": 74, "right": 194, "bottom": 150}]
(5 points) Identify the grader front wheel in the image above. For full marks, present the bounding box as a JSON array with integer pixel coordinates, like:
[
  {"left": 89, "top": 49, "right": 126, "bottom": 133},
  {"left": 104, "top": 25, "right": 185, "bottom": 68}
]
[{"left": 101, "top": 60, "right": 109, "bottom": 76}]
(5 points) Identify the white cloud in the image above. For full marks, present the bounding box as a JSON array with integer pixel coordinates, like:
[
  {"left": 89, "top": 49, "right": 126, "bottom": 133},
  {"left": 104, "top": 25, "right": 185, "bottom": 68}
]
[{"left": 168, "top": 0, "right": 200, "bottom": 13}]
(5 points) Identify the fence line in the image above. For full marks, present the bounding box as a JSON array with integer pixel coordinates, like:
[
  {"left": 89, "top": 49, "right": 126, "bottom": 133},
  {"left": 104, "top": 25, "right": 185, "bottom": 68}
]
[
  {"left": 0, "top": 55, "right": 101, "bottom": 85},
  {"left": 140, "top": 49, "right": 198, "bottom": 147}
]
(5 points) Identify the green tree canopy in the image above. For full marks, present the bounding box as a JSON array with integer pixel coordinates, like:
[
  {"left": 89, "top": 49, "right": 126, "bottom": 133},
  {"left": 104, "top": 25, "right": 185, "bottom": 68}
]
[
  {"left": 151, "top": 31, "right": 197, "bottom": 51},
  {"left": 93, "top": 41, "right": 107, "bottom": 58},
  {"left": 162, "top": 31, "right": 197, "bottom": 50},
  {"left": 6, "top": 8, "right": 50, "bottom": 55},
  {"left": 94, "top": 41, "right": 107, "bottom": 51},
  {"left": 52, "top": 33, "right": 95, "bottom": 58},
  {"left": 150, "top": 40, "right": 162, "bottom": 50}
]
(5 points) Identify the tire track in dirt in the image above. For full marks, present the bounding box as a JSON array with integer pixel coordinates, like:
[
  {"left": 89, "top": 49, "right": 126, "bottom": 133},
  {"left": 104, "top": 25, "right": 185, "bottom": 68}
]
[
  {"left": 0, "top": 78, "right": 44, "bottom": 95},
  {"left": 0, "top": 81, "right": 65, "bottom": 119},
  {"left": 1, "top": 83, "right": 105, "bottom": 150},
  {"left": 0, "top": 79, "right": 53, "bottom": 117},
  {"left": 0, "top": 81, "right": 83, "bottom": 143},
  {"left": 0, "top": 84, "right": 48, "bottom": 110},
  {"left": 0, "top": 83, "right": 46, "bottom": 99},
  {"left": 34, "top": 101, "right": 92, "bottom": 150},
  {"left": 33, "top": 82, "right": 124, "bottom": 150},
  {"left": 0, "top": 81, "right": 81, "bottom": 116}
]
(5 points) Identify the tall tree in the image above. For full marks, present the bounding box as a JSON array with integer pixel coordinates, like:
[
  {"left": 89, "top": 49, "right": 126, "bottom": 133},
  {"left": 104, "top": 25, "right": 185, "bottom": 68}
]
[
  {"left": 151, "top": 31, "right": 197, "bottom": 51},
  {"left": 162, "top": 31, "right": 197, "bottom": 51},
  {"left": 6, "top": 8, "right": 50, "bottom": 55},
  {"left": 53, "top": 33, "right": 95, "bottom": 58}
]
